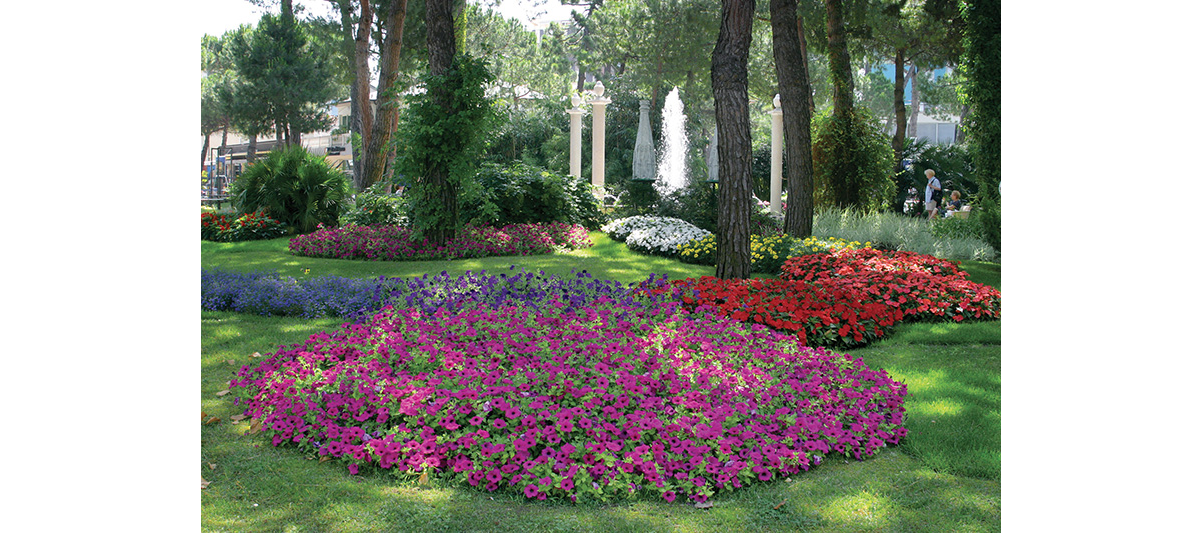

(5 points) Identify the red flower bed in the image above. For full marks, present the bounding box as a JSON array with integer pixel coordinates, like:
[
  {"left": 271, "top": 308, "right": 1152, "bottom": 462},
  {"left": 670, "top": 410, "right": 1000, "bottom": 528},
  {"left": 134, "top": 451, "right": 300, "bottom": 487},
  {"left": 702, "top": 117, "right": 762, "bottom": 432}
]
[
  {"left": 639, "top": 249, "right": 1000, "bottom": 348},
  {"left": 780, "top": 249, "right": 1001, "bottom": 323}
]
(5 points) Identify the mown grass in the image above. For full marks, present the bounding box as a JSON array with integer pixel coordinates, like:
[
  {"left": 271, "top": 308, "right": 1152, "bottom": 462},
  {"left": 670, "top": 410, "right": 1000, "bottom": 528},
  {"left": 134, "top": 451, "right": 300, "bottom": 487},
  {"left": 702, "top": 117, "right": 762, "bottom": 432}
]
[{"left": 201, "top": 230, "right": 1001, "bottom": 532}]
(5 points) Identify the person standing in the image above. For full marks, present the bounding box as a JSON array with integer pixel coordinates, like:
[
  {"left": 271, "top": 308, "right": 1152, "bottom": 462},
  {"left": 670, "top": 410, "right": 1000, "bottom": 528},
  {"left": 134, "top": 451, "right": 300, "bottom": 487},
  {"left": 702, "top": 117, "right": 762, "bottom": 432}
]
[{"left": 924, "top": 169, "right": 941, "bottom": 221}]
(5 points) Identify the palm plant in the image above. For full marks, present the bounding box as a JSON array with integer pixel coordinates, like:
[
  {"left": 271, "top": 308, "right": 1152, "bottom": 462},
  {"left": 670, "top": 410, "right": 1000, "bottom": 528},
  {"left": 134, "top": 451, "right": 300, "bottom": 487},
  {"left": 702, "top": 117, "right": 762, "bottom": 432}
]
[{"left": 229, "top": 145, "right": 350, "bottom": 234}]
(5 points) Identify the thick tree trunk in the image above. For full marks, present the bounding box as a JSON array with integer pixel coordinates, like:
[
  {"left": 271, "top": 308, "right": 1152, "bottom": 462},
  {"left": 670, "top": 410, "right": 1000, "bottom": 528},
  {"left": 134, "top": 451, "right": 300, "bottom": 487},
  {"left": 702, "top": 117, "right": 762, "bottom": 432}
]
[
  {"left": 824, "top": 0, "right": 853, "bottom": 117},
  {"left": 771, "top": 0, "right": 814, "bottom": 239},
  {"left": 359, "top": 0, "right": 408, "bottom": 191},
  {"left": 712, "top": 0, "right": 755, "bottom": 280},
  {"left": 891, "top": 50, "right": 908, "bottom": 173},
  {"left": 426, "top": 0, "right": 458, "bottom": 246}
]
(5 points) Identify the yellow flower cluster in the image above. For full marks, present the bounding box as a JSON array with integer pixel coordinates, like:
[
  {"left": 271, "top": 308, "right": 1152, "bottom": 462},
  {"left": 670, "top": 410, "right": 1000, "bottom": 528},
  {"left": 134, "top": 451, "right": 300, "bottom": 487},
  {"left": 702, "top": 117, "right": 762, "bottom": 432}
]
[
  {"left": 794, "top": 236, "right": 873, "bottom": 255},
  {"left": 678, "top": 234, "right": 717, "bottom": 262},
  {"left": 750, "top": 234, "right": 789, "bottom": 265}
]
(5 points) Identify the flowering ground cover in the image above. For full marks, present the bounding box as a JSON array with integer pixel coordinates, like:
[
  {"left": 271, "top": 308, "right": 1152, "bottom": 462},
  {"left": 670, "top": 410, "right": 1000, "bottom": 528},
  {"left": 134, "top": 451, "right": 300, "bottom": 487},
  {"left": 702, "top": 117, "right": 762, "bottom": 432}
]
[
  {"left": 201, "top": 268, "right": 659, "bottom": 322},
  {"left": 201, "top": 210, "right": 287, "bottom": 242},
  {"left": 677, "top": 233, "right": 793, "bottom": 274},
  {"left": 640, "top": 248, "right": 1000, "bottom": 348},
  {"left": 780, "top": 248, "right": 1001, "bottom": 322},
  {"left": 288, "top": 222, "right": 593, "bottom": 261},
  {"left": 602, "top": 216, "right": 712, "bottom": 258},
  {"left": 230, "top": 297, "right": 907, "bottom": 504}
]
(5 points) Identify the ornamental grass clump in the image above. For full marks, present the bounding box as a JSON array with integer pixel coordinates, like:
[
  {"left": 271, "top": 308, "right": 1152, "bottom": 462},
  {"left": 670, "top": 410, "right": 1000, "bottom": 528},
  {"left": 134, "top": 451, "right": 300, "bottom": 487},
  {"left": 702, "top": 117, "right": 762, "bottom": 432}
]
[
  {"left": 230, "top": 298, "right": 907, "bottom": 504},
  {"left": 287, "top": 222, "right": 592, "bottom": 261}
]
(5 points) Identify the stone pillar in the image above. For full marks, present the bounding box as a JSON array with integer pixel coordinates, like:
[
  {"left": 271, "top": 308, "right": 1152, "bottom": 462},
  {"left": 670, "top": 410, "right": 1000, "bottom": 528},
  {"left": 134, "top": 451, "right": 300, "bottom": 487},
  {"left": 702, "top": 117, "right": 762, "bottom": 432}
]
[
  {"left": 567, "top": 94, "right": 583, "bottom": 179},
  {"left": 769, "top": 94, "right": 783, "bottom": 216},
  {"left": 632, "top": 100, "right": 656, "bottom": 181},
  {"left": 590, "top": 81, "right": 611, "bottom": 198}
]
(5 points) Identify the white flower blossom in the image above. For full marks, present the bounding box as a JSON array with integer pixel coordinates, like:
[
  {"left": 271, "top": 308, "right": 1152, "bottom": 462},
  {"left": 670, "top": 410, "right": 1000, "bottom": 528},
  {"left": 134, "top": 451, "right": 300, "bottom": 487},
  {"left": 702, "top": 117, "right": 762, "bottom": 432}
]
[{"left": 602, "top": 216, "right": 713, "bottom": 256}]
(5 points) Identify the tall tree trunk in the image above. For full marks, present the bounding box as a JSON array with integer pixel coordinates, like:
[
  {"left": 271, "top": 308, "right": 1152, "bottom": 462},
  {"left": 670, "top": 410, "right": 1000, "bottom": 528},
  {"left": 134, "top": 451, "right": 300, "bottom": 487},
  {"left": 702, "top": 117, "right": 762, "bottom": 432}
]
[
  {"left": 824, "top": 0, "right": 853, "bottom": 117},
  {"left": 331, "top": 0, "right": 371, "bottom": 189},
  {"left": 247, "top": 134, "right": 258, "bottom": 165},
  {"left": 201, "top": 135, "right": 210, "bottom": 170},
  {"left": 573, "top": 2, "right": 598, "bottom": 92},
  {"left": 891, "top": 49, "right": 908, "bottom": 173},
  {"left": 907, "top": 65, "right": 920, "bottom": 134},
  {"left": 712, "top": 0, "right": 755, "bottom": 280},
  {"left": 360, "top": 0, "right": 409, "bottom": 191},
  {"left": 797, "top": 15, "right": 814, "bottom": 117},
  {"left": 771, "top": 0, "right": 814, "bottom": 239},
  {"left": 426, "top": 0, "right": 458, "bottom": 246}
]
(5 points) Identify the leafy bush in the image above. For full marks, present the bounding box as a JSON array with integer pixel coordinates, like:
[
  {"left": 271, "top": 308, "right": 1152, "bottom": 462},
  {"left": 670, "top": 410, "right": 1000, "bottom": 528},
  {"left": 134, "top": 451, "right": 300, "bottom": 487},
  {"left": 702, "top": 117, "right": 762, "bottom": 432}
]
[
  {"left": 396, "top": 54, "right": 499, "bottom": 240},
  {"left": 341, "top": 182, "right": 408, "bottom": 227},
  {"left": 288, "top": 222, "right": 592, "bottom": 261},
  {"left": 811, "top": 108, "right": 895, "bottom": 212},
  {"left": 463, "top": 162, "right": 605, "bottom": 230},
  {"left": 201, "top": 210, "right": 287, "bottom": 242},
  {"left": 228, "top": 145, "right": 351, "bottom": 234},
  {"left": 231, "top": 297, "right": 907, "bottom": 503},
  {"left": 896, "top": 138, "right": 976, "bottom": 213},
  {"left": 653, "top": 182, "right": 717, "bottom": 232}
]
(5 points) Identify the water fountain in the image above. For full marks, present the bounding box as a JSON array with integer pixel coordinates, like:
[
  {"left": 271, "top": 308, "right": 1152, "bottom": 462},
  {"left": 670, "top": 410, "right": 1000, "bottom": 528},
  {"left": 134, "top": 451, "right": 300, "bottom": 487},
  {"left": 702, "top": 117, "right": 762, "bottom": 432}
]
[{"left": 656, "top": 87, "right": 690, "bottom": 192}]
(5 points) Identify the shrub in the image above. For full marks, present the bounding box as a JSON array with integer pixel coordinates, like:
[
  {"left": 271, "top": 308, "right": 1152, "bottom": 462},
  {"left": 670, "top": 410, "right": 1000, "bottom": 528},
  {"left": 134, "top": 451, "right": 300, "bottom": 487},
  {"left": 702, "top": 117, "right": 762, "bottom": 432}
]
[
  {"left": 201, "top": 210, "right": 287, "bottom": 242},
  {"left": 231, "top": 298, "right": 908, "bottom": 503},
  {"left": 342, "top": 182, "right": 408, "bottom": 227},
  {"left": 654, "top": 182, "right": 718, "bottom": 232},
  {"left": 930, "top": 215, "right": 986, "bottom": 241},
  {"left": 288, "top": 222, "right": 593, "bottom": 261},
  {"left": 228, "top": 145, "right": 351, "bottom": 234},
  {"left": 464, "top": 162, "right": 605, "bottom": 230},
  {"left": 788, "top": 236, "right": 874, "bottom": 258},
  {"left": 811, "top": 108, "right": 895, "bottom": 212}
]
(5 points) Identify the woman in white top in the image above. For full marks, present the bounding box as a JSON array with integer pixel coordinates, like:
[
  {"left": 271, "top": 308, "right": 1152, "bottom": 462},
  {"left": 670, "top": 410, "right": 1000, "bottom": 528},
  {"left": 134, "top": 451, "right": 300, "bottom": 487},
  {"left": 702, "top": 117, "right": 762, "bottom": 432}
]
[{"left": 924, "top": 169, "right": 941, "bottom": 221}]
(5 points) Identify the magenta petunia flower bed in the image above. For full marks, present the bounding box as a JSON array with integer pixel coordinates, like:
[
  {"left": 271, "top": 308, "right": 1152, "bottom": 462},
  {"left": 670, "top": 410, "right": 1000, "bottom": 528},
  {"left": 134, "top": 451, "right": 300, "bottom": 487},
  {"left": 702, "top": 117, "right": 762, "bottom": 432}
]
[
  {"left": 287, "top": 222, "right": 594, "bottom": 261},
  {"left": 230, "top": 296, "right": 908, "bottom": 504}
]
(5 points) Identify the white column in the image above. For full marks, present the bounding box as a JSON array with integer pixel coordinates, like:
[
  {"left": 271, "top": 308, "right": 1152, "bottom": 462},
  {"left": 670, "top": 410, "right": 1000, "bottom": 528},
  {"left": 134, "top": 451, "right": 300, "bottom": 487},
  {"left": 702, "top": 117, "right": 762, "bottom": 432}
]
[
  {"left": 567, "top": 94, "right": 583, "bottom": 179},
  {"left": 769, "top": 94, "right": 783, "bottom": 216},
  {"left": 590, "top": 81, "right": 611, "bottom": 199}
]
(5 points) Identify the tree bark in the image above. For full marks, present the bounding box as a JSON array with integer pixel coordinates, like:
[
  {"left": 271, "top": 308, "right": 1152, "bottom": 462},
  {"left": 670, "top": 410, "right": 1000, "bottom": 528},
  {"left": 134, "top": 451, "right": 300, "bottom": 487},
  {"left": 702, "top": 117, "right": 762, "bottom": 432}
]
[
  {"left": 331, "top": 0, "right": 372, "bottom": 189},
  {"left": 201, "top": 135, "right": 210, "bottom": 170},
  {"left": 797, "top": 15, "right": 814, "bottom": 117},
  {"left": 426, "top": 0, "right": 459, "bottom": 246},
  {"left": 359, "top": 0, "right": 408, "bottom": 191},
  {"left": 891, "top": 49, "right": 908, "bottom": 173},
  {"left": 712, "top": 0, "right": 755, "bottom": 280},
  {"left": 771, "top": 0, "right": 814, "bottom": 239},
  {"left": 824, "top": 0, "right": 853, "bottom": 117},
  {"left": 907, "top": 64, "right": 920, "bottom": 134},
  {"left": 247, "top": 134, "right": 258, "bottom": 165}
]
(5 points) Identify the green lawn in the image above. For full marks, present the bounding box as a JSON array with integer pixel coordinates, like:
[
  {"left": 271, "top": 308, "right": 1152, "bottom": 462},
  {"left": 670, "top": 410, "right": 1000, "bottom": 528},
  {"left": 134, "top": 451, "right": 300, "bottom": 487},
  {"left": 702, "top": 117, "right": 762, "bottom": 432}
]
[{"left": 201, "top": 232, "right": 1001, "bottom": 532}]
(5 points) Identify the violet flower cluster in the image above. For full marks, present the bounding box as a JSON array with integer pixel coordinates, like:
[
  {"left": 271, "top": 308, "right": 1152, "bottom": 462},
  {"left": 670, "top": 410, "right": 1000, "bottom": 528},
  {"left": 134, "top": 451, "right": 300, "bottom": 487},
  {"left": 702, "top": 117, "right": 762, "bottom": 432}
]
[
  {"left": 287, "top": 222, "right": 593, "bottom": 261},
  {"left": 231, "top": 298, "right": 908, "bottom": 504},
  {"left": 201, "top": 268, "right": 669, "bottom": 322}
]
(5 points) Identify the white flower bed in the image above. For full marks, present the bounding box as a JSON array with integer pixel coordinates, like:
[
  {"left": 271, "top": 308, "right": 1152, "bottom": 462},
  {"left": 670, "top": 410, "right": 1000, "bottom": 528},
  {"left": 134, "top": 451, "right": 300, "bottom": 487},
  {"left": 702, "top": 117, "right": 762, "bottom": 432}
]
[{"left": 602, "top": 216, "right": 713, "bottom": 256}]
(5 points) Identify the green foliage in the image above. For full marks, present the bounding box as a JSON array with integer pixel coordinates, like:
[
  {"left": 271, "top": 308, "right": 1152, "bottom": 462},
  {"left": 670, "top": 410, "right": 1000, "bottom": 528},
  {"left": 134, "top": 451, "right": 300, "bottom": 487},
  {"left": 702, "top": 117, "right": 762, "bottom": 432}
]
[
  {"left": 225, "top": 14, "right": 339, "bottom": 142},
  {"left": 341, "top": 182, "right": 408, "bottom": 227},
  {"left": 811, "top": 108, "right": 896, "bottom": 212},
  {"left": 482, "top": 100, "right": 570, "bottom": 172},
  {"left": 228, "top": 145, "right": 351, "bottom": 234},
  {"left": 929, "top": 215, "right": 986, "bottom": 241},
  {"left": 960, "top": 0, "right": 1001, "bottom": 251},
  {"left": 463, "top": 162, "right": 606, "bottom": 230},
  {"left": 895, "top": 138, "right": 976, "bottom": 212},
  {"left": 654, "top": 182, "right": 719, "bottom": 233},
  {"left": 396, "top": 53, "right": 500, "bottom": 238}
]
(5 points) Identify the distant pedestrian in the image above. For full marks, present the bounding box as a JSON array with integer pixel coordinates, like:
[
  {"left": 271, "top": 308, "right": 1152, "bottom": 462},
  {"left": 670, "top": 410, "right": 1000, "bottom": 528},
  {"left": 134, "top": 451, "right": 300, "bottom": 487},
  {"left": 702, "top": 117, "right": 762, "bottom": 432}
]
[{"left": 924, "top": 169, "right": 941, "bottom": 221}]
